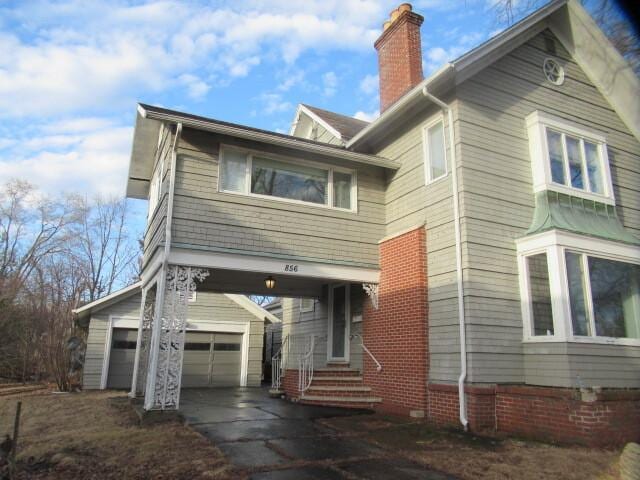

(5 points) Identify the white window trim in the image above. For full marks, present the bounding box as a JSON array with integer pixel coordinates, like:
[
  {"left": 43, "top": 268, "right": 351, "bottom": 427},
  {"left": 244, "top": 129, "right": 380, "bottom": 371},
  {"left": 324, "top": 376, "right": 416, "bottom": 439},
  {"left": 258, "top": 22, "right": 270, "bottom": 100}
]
[
  {"left": 422, "top": 115, "right": 448, "bottom": 185},
  {"left": 217, "top": 144, "right": 358, "bottom": 213},
  {"left": 526, "top": 111, "right": 615, "bottom": 205},
  {"left": 516, "top": 230, "right": 640, "bottom": 346}
]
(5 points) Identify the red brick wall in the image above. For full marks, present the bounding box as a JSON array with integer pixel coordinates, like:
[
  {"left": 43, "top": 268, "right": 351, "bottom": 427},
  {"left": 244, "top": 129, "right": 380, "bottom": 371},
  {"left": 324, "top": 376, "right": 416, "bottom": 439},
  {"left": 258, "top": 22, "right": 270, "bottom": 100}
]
[
  {"left": 427, "top": 383, "right": 640, "bottom": 446},
  {"left": 281, "top": 369, "right": 299, "bottom": 400},
  {"left": 496, "top": 386, "right": 640, "bottom": 447},
  {"left": 375, "top": 10, "right": 424, "bottom": 112},
  {"left": 363, "top": 226, "right": 429, "bottom": 416}
]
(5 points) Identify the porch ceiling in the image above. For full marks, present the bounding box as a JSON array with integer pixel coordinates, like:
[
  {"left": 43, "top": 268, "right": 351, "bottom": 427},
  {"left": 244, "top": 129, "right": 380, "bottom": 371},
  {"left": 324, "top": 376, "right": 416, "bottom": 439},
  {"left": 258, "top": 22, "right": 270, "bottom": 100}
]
[{"left": 197, "top": 268, "right": 333, "bottom": 298}]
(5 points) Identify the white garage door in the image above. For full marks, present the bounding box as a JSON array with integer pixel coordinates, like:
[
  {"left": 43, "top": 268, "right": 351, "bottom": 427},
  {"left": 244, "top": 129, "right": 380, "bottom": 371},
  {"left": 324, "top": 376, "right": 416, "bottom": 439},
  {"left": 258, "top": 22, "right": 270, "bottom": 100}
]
[{"left": 106, "top": 329, "right": 243, "bottom": 389}]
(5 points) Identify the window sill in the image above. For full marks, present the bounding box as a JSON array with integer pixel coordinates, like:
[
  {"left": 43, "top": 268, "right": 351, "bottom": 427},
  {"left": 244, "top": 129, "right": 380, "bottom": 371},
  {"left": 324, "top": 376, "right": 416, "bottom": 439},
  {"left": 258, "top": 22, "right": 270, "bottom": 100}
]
[
  {"left": 425, "top": 172, "right": 449, "bottom": 187},
  {"left": 533, "top": 183, "right": 615, "bottom": 206},
  {"left": 217, "top": 189, "right": 358, "bottom": 214}
]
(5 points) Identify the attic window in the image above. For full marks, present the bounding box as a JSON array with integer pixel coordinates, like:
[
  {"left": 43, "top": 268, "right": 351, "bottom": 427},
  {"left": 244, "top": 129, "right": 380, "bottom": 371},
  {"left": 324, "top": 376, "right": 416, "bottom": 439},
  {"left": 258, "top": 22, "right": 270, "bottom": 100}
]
[{"left": 543, "top": 58, "right": 564, "bottom": 85}]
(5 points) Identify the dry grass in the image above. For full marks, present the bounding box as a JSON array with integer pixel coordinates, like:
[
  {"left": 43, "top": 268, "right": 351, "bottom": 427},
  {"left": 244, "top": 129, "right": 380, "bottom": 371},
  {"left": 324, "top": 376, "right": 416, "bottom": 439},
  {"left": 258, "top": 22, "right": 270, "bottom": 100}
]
[
  {"left": 321, "top": 414, "right": 623, "bottom": 480},
  {"left": 0, "top": 389, "right": 241, "bottom": 480}
]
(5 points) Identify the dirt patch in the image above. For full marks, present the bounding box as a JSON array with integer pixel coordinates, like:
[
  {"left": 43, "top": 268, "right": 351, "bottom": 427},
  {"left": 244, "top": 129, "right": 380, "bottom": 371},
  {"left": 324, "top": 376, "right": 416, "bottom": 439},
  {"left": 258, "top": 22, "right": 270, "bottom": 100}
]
[
  {"left": 321, "top": 414, "right": 622, "bottom": 480},
  {"left": 0, "top": 390, "right": 240, "bottom": 480}
]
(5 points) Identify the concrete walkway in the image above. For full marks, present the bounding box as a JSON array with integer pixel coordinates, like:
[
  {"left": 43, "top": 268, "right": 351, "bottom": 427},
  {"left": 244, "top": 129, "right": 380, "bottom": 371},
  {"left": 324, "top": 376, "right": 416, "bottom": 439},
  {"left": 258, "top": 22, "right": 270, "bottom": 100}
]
[{"left": 180, "top": 387, "right": 455, "bottom": 480}]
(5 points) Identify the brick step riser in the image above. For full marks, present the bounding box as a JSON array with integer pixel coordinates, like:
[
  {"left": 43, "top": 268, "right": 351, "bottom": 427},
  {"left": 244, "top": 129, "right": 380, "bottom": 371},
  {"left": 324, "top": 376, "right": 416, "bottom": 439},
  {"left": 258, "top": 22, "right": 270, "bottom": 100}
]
[
  {"left": 299, "top": 399, "right": 377, "bottom": 409},
  {"left": 308, "top": 382, "right": 366, "bottom": 388},
  {"left": 312, "top": 370, "right": 361, "bottom": 378},
  {"left": 306, "top": 389, "right": 372, "bottom": 397}
]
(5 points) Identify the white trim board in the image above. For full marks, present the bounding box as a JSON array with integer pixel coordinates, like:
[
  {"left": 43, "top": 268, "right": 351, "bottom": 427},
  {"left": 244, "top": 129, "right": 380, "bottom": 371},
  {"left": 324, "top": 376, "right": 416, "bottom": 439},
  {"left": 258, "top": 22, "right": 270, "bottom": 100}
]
[{"left": 168, "top": 247, "right": 380, "bottom": 284}]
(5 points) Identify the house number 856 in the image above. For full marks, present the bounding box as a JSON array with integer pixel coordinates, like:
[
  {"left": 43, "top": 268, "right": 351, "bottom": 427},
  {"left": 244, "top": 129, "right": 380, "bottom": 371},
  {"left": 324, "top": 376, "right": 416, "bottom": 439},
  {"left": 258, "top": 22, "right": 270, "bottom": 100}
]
[{"left": 284, "top": 264, "right": 299, "bottom": 272}]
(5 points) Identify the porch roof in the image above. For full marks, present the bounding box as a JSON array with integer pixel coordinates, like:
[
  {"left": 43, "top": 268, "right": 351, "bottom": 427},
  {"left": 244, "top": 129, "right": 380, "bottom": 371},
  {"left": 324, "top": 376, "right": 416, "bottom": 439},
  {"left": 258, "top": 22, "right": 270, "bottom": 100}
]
[{"left": 127, "top": 103, "right": 399, "bottom": 199}]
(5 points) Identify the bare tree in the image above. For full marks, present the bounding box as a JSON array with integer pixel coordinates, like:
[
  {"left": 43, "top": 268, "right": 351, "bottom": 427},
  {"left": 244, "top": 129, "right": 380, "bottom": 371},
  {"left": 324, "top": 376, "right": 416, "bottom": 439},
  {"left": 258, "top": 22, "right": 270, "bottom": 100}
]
[
  {"left": 490, "top": 0, "right": 639, "bottom": 74},
  {"left": 71, "top": 195, "right": 139, "bottom": 302}
]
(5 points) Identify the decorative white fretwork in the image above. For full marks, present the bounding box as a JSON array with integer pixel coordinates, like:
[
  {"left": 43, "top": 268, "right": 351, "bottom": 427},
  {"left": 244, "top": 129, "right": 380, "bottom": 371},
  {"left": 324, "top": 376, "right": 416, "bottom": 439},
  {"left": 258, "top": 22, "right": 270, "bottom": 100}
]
[
  {"left": 362, "top": 283, "right": 379, "bottom": 309},
  {"left": 135, "top": 288, "right": 156, "bottom": 396},
  {"left": 152, "top": 265, "right": 209, "bottom": 409}
]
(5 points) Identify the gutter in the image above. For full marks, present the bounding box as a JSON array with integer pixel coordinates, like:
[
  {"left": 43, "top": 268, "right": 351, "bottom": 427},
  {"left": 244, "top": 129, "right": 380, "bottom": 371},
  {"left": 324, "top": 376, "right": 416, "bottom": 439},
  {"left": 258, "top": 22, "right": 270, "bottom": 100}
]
[
  {"left": 138, "top": 105, "right": 398, "bottom": 170},
  {"left": 421, "top": 86, "right": 469, "bottom": 431}
]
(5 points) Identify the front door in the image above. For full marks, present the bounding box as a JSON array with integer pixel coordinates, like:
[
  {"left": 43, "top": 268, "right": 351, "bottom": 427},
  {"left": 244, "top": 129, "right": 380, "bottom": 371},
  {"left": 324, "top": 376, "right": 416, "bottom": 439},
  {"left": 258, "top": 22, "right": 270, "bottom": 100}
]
[{"left": 328, "top": 284, "right": 350, "bottom": 362}]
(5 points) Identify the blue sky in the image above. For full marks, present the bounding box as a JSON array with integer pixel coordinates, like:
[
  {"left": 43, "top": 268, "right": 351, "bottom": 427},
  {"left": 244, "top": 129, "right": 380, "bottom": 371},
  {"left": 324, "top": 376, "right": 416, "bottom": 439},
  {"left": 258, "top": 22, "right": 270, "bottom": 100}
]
[{"left": 0, "top": 0, "right": 613, "bottom": 220}]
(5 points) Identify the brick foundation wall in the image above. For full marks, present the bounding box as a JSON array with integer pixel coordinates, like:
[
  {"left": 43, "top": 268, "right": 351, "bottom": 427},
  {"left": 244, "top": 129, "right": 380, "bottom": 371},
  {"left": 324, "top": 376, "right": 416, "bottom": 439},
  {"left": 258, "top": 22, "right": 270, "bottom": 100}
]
[
  {"left": 363, "top": 226, "right": 429, "bottom": 416},
  {"left": 496, "top": 386, "right": 640, "bottom": 447},
  {"left": 281, "top": 369, "right": 299, "bottom": 400},
  {"left": 427, "top": 383, "right": 640, "bottom": 446}
]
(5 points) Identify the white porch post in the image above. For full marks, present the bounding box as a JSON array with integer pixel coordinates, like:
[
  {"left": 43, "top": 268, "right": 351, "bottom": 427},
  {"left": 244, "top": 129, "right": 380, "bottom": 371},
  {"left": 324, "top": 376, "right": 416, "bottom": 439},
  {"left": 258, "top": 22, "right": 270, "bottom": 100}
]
[
  {"left": 130, "top": 286, "right": 156, "bottom": 398},
  {"left": 143, "top": 264, "right": 209, "bottom": 410}
]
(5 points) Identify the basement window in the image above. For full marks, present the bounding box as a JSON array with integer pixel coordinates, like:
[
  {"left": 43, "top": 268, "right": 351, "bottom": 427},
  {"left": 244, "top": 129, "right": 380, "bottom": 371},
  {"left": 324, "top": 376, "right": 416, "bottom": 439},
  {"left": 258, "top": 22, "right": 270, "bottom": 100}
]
[
  {"left": 219, "top": 146, "right": 356, "bottom": 211},
  {"left": 517, "top": 231, "right": 640, "bottom": 345},
  {"left": 423, "top": 117, "right": 447, "bottom": 184},
  {"left": 526, "top": 111, "right": 614, "bottom": 204}
]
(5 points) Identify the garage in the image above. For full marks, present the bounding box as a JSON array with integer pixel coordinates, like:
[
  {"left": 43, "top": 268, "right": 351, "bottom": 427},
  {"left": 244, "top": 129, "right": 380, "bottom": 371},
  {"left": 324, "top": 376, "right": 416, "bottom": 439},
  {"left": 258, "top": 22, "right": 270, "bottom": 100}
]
[{"left": 106, "top": 328, "right": 244, "bottom": 389}]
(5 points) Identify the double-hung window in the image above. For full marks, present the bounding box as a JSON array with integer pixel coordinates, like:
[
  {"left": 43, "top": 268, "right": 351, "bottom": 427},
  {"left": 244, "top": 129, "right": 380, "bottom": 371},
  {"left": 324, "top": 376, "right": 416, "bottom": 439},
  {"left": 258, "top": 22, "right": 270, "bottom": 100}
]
[
  {"left": 423, "top": 117, "right": 447, "bottom": 184},
  {"left": 219, "top": 147, "right": 356, "bottom": 211},
  {"left": 526, "top": 111, "right": 614, "bottom": 204},
  {"left": 517, "top": 232, "right": 640, "bottom": 345}
]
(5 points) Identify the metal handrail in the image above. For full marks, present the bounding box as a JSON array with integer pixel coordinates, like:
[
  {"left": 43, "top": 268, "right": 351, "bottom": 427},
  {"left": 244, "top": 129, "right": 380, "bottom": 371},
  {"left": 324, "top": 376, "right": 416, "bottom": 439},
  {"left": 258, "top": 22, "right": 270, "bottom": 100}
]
[
  {"left": 350, "top": 334, "right": 382, "bottom": 372},
  {"left": 271, "top": 334, "right": 289, "bottom": 390},
  {"left": 298, "top": 335, "right": 316, "bottom": 394}
]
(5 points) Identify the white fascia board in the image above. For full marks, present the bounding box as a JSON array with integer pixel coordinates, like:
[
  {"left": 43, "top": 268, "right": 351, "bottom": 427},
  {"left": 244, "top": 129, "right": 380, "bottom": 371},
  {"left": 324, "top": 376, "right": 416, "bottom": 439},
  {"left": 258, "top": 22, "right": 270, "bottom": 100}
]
[
  {"left": 289, "top": 105, "right": 302, "bottom": 136},
  {"left": 297, "top": 105, "right": 344, "bottom": 142},
  {"left": 224, "top": 294, "right": 282, "bottom": 324},
  {"left": 73, "top": 282, "right": 142, "bottom": 317},
  {"left": 139, "top": 105, "right": 399, "bottom": 170},
  {"left": 168, "top": 247, "right": 380, "bottom": 284}
]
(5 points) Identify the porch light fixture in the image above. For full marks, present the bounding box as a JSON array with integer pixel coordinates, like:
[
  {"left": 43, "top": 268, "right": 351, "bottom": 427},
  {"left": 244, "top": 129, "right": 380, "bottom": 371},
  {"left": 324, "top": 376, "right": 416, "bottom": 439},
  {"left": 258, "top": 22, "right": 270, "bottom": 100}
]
[{"left": 265, "top": 276, "right": 276, "bottom": 289}]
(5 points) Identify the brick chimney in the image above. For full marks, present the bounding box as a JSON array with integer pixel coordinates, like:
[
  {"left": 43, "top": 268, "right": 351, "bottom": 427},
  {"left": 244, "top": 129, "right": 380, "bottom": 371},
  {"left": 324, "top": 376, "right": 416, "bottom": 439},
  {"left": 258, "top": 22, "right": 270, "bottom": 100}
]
[{"left": 375, "top": 4, "right": 424, "bottom": 112}]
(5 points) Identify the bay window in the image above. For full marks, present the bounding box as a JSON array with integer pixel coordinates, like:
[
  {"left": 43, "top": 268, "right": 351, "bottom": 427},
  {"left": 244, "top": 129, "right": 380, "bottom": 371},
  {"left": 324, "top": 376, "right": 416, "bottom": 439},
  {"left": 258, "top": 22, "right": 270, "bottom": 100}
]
[
  {"left": 219, "top": 146, "right": 356, "bottom": 211},
  {"left": 517, "top": 231, "right": 640, "bottom": 345},
  {"left": 526, "top": 111, "right": 614, "bottom": 204}
]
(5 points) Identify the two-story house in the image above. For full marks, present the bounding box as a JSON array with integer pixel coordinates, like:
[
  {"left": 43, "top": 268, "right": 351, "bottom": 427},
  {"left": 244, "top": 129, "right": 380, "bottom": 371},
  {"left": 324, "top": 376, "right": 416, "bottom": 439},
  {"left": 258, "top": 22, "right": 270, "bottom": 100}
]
[{"left": 125, "top": 0, "right": 639, "bottom": 446}]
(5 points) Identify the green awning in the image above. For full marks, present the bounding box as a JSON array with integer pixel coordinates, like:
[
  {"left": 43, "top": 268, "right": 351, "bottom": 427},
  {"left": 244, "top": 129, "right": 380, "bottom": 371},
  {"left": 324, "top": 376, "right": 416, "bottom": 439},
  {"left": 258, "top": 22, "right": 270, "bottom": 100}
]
[{"left": 525, "top": 190, "right": 640, "bottom": 245}]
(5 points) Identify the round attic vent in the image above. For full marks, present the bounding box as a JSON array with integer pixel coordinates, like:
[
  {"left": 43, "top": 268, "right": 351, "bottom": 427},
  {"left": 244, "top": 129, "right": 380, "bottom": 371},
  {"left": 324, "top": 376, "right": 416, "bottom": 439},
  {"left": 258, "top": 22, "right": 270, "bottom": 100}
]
[{"left": 543, "top": 58, "right": 565, "bottom": 85}]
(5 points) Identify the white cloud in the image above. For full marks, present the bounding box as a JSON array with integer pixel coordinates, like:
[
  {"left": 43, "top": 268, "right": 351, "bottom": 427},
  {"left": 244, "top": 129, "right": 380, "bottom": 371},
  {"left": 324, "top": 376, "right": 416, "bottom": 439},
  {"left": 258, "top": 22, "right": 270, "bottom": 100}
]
[
  {"left": 0, "top": 122, "right": 133, "bottom": 196},
  {"left": 322, "top": 71, "right": 338, "bottom": 97},
  {"left": 259, "top": 93, "right": 292, "bottom": 115},
  {"left": 359, "top": 74, "right": 379, "bottom": 95},
  {"left": 353, "top": 110, "right": 379, "bottom": 122},
  {"left": 178, "top": 73, "right": 210, "bottom": 99}
]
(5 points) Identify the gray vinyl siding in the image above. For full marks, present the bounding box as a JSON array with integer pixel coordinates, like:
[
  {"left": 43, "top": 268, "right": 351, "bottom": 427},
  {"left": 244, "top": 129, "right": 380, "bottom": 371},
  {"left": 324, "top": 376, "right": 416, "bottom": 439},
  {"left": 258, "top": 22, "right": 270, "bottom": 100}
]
[
  {"left": 82, "top": 291, "right": 264, "bottom": 389},
  {"left": 171, "top": 128, "right": 386, "bottom": 268},
  {"left": 280, "top": 288, "right": 364, "bottom": 371},
  {"left": 456, "top": 29, "right": 640, "bottom": 387},
  {"left": 312, "top": 124, "right": 342, "bottom": 146},
  {"left": 142, "top": 126, "right": 173, "bottom": 266}
]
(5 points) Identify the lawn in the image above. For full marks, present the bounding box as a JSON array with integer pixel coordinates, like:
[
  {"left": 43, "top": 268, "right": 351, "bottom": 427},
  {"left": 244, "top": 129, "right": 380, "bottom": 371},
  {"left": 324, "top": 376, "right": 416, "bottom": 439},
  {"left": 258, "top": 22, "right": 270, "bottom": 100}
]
[
  {"left": 320, "top": 415, "right": 623, "bottom": 480},
  {"left": 0, "top": 388, "right": 238, "bottom": 480},
  {"left": 0, "top": 388, "right": 626, "bottom": 480}
]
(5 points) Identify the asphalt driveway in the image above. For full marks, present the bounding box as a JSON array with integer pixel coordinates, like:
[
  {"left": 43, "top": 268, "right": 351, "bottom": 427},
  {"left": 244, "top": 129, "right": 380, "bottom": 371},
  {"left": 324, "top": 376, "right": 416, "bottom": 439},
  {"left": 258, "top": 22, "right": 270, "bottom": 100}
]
[{"left": 180, "top": 387, "right": 455, "bottom": 480}]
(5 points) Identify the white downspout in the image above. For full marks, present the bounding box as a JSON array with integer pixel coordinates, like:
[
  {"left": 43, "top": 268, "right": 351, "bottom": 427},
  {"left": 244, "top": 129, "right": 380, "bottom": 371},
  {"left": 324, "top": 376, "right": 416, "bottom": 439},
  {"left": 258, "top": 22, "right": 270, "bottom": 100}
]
[{"left": 422, "top": 86, "right": 469, "bottom": 431}]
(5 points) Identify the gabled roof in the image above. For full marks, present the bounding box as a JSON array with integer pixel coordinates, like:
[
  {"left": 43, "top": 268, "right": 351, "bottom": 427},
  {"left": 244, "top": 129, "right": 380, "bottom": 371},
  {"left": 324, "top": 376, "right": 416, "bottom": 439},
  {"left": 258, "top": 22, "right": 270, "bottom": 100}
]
[
  {"left": 127, "top": 104, "right": 398, "bottom": 199},
  {"left": 347, "top": 0, "right": 640, "bottom": 148},
  {"left": 72, "top": 282, "right": 281, "bottom": 324},
  {"left": 298, "top": 104, "right": 369, "bottom": 141}
]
